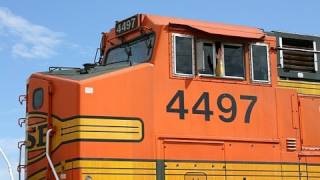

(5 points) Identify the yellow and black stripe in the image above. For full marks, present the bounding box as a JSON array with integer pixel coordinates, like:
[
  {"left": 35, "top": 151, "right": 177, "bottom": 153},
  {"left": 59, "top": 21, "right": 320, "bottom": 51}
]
[
  {"left": 278, "top": 80, "right": 320, "bottom": 95},
  {"left": 28, "top": 158, "right": 320, "bottom": 180},
  {"left": 26, "top": 112, "right": 144, "bottom": 165}
]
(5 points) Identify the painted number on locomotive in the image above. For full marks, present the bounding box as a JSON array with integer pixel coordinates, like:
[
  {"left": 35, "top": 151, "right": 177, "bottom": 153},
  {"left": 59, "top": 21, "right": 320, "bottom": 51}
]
[{"left": 166, "top": 90, "right": 257, "bottom": 123}]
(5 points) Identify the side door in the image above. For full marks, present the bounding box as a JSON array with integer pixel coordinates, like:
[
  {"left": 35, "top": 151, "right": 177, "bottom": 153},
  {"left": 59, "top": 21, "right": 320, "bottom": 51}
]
[{"left": 162, "top": 139, "right": 226, "bottom": 180}]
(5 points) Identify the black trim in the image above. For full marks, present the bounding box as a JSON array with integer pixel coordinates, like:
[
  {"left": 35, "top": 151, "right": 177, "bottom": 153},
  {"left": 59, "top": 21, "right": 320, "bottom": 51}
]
[
  {"left": 156, "top": 160, "right": 165, "bottom": 180},
  {"left": 62, "top": 157, "right": 320, "bottom": 166},
  {"left": 61, "top": 124, "right": 140, "bottom": 130},
  {"left": 82, "top": 173, "right": 156, "bottom": 176},
  {"left": 65, "top": 157, "right": 155, "bottom": 163},
  {"left": 61, "top": 130, "right": 140, "bottom": 136},
  {"left": 27, "top": 153, "right": 46, "bottom": 165}
]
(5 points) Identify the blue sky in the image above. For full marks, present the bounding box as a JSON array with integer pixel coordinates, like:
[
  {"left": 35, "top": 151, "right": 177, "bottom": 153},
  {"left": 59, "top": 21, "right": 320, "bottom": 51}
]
[{"left": 0, "top": 0, "right": 318, "bottom": 179}]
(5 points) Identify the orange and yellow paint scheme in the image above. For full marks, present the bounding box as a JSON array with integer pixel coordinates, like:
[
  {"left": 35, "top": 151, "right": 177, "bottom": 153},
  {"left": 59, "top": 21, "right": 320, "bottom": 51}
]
[{"left": 25, "top": 14, "right": 320, "bottom": 180}]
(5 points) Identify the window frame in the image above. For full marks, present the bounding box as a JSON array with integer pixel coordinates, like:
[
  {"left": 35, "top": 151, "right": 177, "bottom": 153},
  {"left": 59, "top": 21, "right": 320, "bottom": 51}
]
[
  {"left": 313, "top": 41, "right": 318, "bottom": 72},
  {"left": 250, "top": 43, "right": 271, "bottom": 83},
  {"left": 32, "top": 88, "right": 44, "bottom": 110},
  {"left": 196, "top": 40, "right": 216, "bottom": 77},
  {"left": 172, "top": 33, "right": 195, "bottom": 77},
  {"left": 222, "top": 43, "right": 245, "bottom": 79}
]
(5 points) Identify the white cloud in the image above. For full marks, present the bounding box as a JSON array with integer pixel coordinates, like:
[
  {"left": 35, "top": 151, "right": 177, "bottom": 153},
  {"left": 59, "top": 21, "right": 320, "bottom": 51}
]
[{"left": 0, "top": 7, "right": 63, "bottom": 59}]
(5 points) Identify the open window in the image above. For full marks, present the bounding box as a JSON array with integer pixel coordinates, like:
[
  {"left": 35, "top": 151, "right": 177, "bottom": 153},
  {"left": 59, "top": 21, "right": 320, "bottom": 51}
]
[
  {"left": 251, "top": 43, "right": 270, "bottom": 83},
  {"left": 274, "top": 32, "right": 320, "bottom": 81},
  {"left": 195, "top": 41, "right": 245, "bottom": 79},
  {"left": 172, "top": 33, "right": 194, "bottom": 76},
  {"left": 196, "top": 41, "right": 216, "bottom": 76}
]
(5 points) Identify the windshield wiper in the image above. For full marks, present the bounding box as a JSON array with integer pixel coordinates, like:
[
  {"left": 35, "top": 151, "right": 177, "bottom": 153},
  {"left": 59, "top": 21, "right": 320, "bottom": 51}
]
[{"left": 125, "top": 46, "right": 132, "bottom": 66}]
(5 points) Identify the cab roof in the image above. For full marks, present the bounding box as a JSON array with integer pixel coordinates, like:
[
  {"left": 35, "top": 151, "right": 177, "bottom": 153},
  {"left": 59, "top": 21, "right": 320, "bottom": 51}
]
[{"left": 143, "top": 14, "right": 265, "bottom": 39}]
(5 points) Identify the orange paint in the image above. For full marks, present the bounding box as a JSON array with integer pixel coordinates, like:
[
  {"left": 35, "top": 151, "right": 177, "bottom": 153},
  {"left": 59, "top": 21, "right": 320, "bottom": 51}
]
[{"left": 23, "top": 14, "right": 320, "bottom": 179}]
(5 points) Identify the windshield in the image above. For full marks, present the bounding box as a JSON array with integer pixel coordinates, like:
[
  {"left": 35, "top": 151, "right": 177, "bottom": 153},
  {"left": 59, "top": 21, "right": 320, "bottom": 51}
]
[{"left": 104, "top": 33, "right": 155, "bottom": 65}]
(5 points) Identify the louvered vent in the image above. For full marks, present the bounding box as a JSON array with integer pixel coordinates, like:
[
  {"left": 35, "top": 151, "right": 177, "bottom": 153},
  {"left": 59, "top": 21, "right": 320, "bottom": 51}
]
[
  {"left": 280, "top": 38, "right": 316, "bottom": 73},
  {"left": 286, "top": 138, "right": 297, "bottom": 151}
]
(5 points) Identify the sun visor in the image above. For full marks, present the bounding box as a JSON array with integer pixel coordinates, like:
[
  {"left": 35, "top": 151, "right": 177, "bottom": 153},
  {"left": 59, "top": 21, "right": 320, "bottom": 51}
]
[{"left": 169, "top": 23, "right": 265, "bottom": 39}]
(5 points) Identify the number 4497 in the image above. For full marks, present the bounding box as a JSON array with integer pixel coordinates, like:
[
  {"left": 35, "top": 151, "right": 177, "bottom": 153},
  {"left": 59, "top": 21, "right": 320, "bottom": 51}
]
[{"left": 166, "top": 90, "right": 257, "bottom": 123}]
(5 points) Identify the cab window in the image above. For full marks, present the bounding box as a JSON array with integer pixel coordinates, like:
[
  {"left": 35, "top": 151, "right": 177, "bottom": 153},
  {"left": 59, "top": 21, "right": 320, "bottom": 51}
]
[
  {"left": 251, "top": 43, "right": 270, "bottom": 82},
  {"left": 172, "top": 33, "right": 194, "bottom": 76},
  {"left": 223, "top": 44, "right": 245, "bottom": 78},
  {"left": 196, "top": 41, "right": 215, "bottom": 76},
  {"left": 105, "top": 33, "right": 155, "bottom": 65},
  {"left": 196, "top": 41, "right": 245, "bottom": 79}
]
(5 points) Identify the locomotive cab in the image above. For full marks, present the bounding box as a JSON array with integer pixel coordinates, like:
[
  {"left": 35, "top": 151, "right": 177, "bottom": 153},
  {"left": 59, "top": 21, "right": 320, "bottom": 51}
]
[{"left": 21, "top": 14, "right": 320, "bottom": 180}]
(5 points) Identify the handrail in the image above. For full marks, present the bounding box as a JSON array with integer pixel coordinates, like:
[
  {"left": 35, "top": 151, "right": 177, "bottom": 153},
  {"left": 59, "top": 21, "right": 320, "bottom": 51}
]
[
  {"left": 277, "top": 46, "right": 320, "bottom": 53},
  {"left": 0, "top": 146, "right": 14, "bottom": 180},
  {"left": 17, "top": 141, "right": 27, "bottom": 180},
  {"left": 46, "top": 129, "right": 59, "bottom": 180}
]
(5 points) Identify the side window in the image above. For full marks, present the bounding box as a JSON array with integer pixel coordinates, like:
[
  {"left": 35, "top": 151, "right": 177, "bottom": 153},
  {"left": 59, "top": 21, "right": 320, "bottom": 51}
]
[
  {"left": 223, "top": 44, "right": 245, "bottom": 78},
  {"left": 172, "top": 34, "right": 194, "bottom": 76},
  {"left": 33, "top": 88, "right": 44, "bottom": 110},
  {"left": 196, "top": 41, "right": 216, "bottom": 76},
  {"left": 251, "top": 43, "right": 270, "bottom": 82},
  {"left": 195, "top": 42, "right": 245, "bottom": 79}
]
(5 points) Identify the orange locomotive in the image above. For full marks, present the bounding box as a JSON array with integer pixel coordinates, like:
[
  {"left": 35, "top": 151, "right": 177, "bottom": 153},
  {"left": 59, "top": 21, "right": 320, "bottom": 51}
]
[{"left": 19, "top": 14, "right": 320, "bottom": 180}]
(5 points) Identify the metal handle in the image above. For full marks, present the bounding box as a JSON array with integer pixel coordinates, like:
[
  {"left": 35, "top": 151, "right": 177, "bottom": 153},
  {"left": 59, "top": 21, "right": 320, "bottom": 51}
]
[
  {"left": 17, "top": 141, "right": 27, "bottom": 180},
  {"left": 17, "top": 118, "right": 26, "bottom": 127},
  {"left": 277, "top": 46, "right": 320, "bottom": 53},
  {"left": 18, "top": 95, "right": 26, "bottom": 105},
  {"left": 46, "top": 129, "right": 60, "bottom": 180}
]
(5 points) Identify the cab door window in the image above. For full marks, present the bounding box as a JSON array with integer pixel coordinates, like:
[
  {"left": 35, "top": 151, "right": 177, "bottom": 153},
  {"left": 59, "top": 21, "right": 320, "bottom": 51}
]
[
  {"left": 251, "top": 43, "right": 270, "bottom": 82},
  {"left": 172, "top": 33, "right": 194, "bottom": 76},
  {"left": 223, "top": 44, "right": 245, "bottom": 78}
]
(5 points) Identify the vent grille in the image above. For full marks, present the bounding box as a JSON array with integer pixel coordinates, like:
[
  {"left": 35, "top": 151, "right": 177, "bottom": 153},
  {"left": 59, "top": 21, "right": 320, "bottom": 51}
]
[
  {"left": 281, "top": 38, "right": 316, "bottom": 73},
  {"left": 286, "top": 138, "right": 297, "bottom": 151}
]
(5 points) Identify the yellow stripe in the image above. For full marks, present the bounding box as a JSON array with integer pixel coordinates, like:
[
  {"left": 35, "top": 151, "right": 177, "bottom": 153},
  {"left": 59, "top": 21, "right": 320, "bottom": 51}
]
[
  {"left": 52, "top": 117, "right": 143, "bottom": 150},
  {"left": 26, "top": 115, "right": 143, "bottom": 153},
  {"left": 278, "top": 80, "right": 320, "bottom": 95},
  {"left": 27, "top": 121, "right": 47, "bottom": 152},
  {"left": 68, "top": 159, "right": 156, "bottom": 170},
  {"left": 165, "top": 161, "right": 314, "bottom": 180},
  {"left": 165, "top": 162, "right": 225, "bottom": 176},
  {"left": 308, "top": 165, "right": 320, "bottom": 178},
  {"left": 67, "top": 160, "right": 156, "bottom": 180},
  {"left": 28, "top": 159, "right": 320, "bottom": 180},
  {"left": 28, "top": 152, "right": 45, "bottom": 164},
  {"left": 28, "top": 169, "right": 46, "bottom": 180}
]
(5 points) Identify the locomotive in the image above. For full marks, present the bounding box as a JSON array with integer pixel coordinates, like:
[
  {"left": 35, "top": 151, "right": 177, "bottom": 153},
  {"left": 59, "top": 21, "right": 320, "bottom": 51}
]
[{"left": 18, "top": 14, "right": 320, "bottom": 180}]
